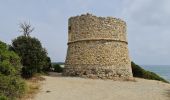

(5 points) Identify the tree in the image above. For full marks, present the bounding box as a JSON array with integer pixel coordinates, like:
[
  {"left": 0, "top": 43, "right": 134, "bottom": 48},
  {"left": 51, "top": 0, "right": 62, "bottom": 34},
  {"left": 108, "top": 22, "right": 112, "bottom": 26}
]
[
  {"left": 19, "top": 22, "right": 34, "bottom": 37},
  {"left": 12, "top": 22, "right": 51, "bottom": 78}
]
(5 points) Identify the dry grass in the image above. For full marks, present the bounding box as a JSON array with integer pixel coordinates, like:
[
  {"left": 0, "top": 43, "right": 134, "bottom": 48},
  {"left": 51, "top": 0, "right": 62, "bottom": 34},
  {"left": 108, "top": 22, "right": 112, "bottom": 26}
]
[{"left": 20, "top": 76, "right": 45, "bottom": 100}]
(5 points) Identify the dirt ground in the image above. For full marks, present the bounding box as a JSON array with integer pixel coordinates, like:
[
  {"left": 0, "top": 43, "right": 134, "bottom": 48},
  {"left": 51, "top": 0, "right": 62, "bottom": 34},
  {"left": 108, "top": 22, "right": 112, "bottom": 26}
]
[{"left": 33, "top": 73, "right": 170, "bottom": 100}]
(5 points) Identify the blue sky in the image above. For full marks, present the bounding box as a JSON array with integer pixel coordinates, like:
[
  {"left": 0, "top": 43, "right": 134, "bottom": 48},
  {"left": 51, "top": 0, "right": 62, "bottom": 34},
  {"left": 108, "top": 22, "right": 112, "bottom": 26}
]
[{"left": 0, "top": 0, "right": 170, "bottom": 65}]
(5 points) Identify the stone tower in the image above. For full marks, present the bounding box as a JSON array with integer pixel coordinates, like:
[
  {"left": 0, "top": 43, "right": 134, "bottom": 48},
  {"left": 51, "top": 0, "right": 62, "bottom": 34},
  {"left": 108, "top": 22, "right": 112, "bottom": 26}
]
[{"left": 64, "top": 13, "right": 133, "bottom": 80}]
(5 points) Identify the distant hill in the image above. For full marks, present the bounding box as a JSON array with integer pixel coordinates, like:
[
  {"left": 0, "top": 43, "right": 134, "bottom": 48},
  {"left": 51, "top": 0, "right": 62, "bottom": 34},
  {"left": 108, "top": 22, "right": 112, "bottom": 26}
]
[{"left": 52, "top": 62, "right": 65, "bottom": 65}]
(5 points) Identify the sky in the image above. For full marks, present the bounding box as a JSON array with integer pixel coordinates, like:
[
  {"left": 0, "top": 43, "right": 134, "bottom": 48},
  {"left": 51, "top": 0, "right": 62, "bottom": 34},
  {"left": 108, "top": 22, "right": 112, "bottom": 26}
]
[{"left": 0, "top": 0, "right": 170, "bottom": 65}]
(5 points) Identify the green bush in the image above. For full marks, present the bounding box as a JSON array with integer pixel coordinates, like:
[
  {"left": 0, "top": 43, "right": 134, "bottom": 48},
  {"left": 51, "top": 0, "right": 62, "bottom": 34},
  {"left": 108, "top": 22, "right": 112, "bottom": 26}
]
[
  {"left": 0, "top": 95, "right": 8, "bottom": 100},
  {"left": 0, "top": 40, "right": 26, "bottom": 100},
  {"left": 12, "top": 36, "right": 51, "bottom": 78},
  {"left": 53, "top": 64, "right": 63, "bottom": 73},
  {"left": 42, "top": 57, "right": 52, "bottom": 72},
  {"left": 0, "top": 74, "right": 26, "bottom": 100},
  {"left": 131, "top": 62, "right": 169, "bottom": 83},
  {"left": 0, "top": 42, "right": 21, "bottom": 76}
]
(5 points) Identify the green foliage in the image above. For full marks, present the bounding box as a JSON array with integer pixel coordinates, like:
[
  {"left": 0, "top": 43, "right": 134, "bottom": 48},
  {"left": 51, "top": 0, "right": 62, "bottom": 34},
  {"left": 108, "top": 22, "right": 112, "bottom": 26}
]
[
  {"left": 42, "top": 57, "right": 52, "bottom": 72},
  {"left": 0, "top": 60, "right": 16, "bottom": 75},
  {"left": 12, "top": 36, "right": 51, "bottom": 78},
  {"left": 0, "top": 74, "right": 26, "bottom": 100},
  {"left": 53, "top": 64, "right": 63, "bottom": 73},
  {"left": 0, "top": 41, "right": 21, "bottom": 76},
  {"left": 0, "top": 95, "right": 8, "bottom": 100},
  {"left": 0, "top": 40, "right": 26, "bottom": 100},
  {"left": 131, "top": 62, "right": 169, "bottom": 83}
]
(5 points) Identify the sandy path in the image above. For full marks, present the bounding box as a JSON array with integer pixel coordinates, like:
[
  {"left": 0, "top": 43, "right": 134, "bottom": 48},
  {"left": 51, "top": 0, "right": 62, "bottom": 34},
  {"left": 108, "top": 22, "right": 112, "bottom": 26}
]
[{"left": 33, "top": 73, "right": 170, "bottom": 100}]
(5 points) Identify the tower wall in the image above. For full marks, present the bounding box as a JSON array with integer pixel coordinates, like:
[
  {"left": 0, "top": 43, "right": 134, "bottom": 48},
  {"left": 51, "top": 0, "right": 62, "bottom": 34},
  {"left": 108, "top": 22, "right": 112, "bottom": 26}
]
[{"left": 64, "top": 14, "right": 133, "bottom": 80}]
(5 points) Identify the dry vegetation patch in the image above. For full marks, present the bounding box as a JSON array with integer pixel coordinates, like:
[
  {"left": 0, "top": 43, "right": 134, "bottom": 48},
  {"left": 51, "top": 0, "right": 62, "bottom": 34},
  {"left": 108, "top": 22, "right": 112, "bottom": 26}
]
[{"left": 20, "top": 76, "right": 45, "bottom": 100}]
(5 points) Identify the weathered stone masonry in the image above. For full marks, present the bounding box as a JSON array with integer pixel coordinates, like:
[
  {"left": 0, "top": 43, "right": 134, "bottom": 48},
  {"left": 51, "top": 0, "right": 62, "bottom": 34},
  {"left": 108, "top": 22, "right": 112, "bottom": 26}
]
[{"left": 64, "top": 13, "right": 133, "bottom": 80}]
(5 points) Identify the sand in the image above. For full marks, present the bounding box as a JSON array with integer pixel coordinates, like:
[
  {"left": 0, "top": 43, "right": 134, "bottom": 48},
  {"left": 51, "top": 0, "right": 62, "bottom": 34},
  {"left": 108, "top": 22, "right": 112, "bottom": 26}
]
[{"left": 33, "top": 73, "right": 170, "bottom": 100}]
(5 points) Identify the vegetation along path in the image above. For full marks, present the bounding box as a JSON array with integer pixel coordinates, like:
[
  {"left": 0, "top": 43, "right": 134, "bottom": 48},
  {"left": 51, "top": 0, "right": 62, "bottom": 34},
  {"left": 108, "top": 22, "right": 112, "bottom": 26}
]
[{"left": 33, "top": 73, "right": 170, "bottom": 100}]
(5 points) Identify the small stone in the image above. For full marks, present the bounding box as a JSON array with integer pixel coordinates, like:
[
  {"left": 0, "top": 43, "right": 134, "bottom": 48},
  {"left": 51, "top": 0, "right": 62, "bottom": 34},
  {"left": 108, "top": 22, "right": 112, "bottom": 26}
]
[{"left": 46, "top": 90, "right": 51, "bottom": 93}]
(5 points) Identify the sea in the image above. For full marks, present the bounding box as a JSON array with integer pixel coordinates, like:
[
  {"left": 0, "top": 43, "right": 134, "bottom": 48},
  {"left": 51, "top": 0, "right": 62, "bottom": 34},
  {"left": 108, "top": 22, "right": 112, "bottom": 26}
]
[{"left": 141, "top": 65, "right": 170, "bottom": 82}]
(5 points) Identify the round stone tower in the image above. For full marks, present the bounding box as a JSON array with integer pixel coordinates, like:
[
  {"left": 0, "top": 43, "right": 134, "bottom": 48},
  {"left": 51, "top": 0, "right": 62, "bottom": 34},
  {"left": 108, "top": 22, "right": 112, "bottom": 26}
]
[{"left": 64, "top": 13, "right": 133, "bottom": 80}]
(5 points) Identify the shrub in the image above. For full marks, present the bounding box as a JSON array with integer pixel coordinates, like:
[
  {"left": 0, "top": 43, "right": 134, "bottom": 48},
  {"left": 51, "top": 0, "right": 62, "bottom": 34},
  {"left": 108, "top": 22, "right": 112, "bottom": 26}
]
[
  {"left": 12, "top": 36, "right": 51, "bottom": 78},
  {"left": 131, "top": 62, "right": 169, "bottom": 83},
  {"left": 0, "top": 95, "right": 8, "bottom": 100},
  {"left": 0, "top": 41, "right": 21, "bottom": 76},
  {"left": 42, "top": 57, "right": 52, "bottom": 72},
  {"left": 0, "top": 74, "right": 26, "bottom": 100},
  {"left": 0, "top": 40, "right": 26, "bottom": 100},
  {"left": 53, "top": 64, "right": 63, "bottom": 73}
]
